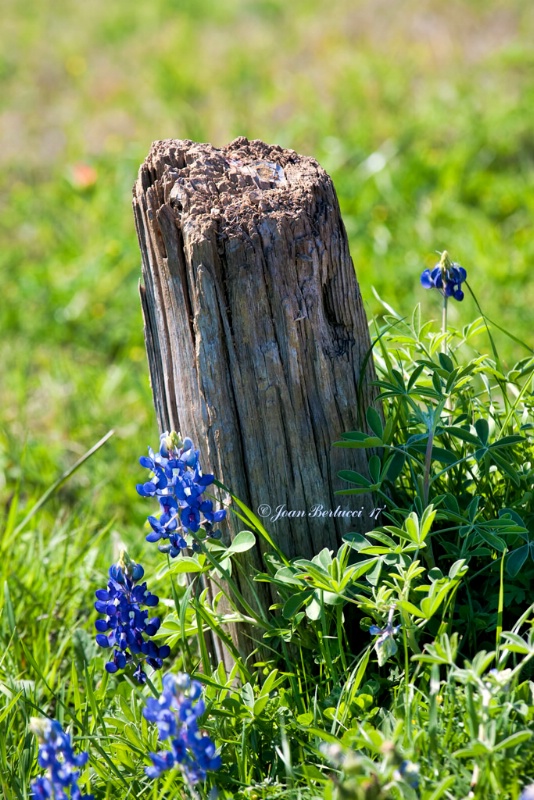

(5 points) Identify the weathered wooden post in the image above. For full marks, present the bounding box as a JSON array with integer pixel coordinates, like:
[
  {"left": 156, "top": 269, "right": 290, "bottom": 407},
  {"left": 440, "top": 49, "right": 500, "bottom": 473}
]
[{"left": 133, "top": 137, "right": 378, "bottom": 663}]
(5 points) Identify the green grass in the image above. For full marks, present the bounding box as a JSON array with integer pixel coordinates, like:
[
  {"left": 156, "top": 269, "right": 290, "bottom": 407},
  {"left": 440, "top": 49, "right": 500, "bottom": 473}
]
[{"left": 2, "top": 0, "right": 534, "bottom": 500}]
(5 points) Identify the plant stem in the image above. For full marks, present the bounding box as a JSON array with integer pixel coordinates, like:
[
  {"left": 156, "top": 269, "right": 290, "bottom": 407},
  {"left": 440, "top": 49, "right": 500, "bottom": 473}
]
[
  {"left": 441, "top": 293, "right": 448, "bottom": 354},
  {"left": 422, "top": 429, "right": 434, "bottom": 508}
]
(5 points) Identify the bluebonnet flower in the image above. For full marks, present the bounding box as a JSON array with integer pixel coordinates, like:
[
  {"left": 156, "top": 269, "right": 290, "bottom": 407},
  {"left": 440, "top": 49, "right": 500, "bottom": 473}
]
[
  {"left": 520, "top": 786, "right": 534, "bottom": 800},
  {"left": 370, "top": 606, "right": 401, "bottom": 667},
  {"left": 137, "top": 431, "right": 226, "bottom": 558},
  {"left": 30, "top": 717, "right": 93, "bottom": 800},
  {"left": 94, "top": 550, "right": 170, "bottom": 684},
  {"left": 394, "top": 759, "right": 420, "bottom": 790},
  {"left": 143, "top": 673, "right": 221, "bottom": 785},
  {"left": 421, "top": 251, "right": 467, "bottom": 301}
]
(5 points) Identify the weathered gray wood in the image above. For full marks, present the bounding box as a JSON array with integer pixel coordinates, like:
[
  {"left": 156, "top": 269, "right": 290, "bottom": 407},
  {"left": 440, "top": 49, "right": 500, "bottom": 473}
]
[{"left": 133, "top": 137, "right": 378, "bottom": 662}]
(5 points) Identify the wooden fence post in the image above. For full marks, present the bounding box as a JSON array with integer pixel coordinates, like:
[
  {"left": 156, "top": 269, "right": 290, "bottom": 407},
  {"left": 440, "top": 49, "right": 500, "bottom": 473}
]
[{"left": 133, "top": 137, "right": 378, "bottom": 665}]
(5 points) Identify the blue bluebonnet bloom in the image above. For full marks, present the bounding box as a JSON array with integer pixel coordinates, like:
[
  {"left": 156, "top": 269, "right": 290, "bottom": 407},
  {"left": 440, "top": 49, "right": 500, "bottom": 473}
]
[
  {"left": 369, "top": 606, "right": 401, "bottom": 640},
  {"left": 30, "top": 718, "right": 93, "bottom": 800},
  {"left": 370, "top": 606, "right": 401, "bottom": 666},
  {"left": 520, "top": 786, "right": 534, "bottom": 800},
  {"left": 394, "top": 759, "right": 420, "bottom": 790},
  {"left": 94, "top": 550, "right": 170, "bottom": 684},
  {"left": 143, "top": 673, "right": 221, "bottom": 785},
  {"left": 137, "top": 431, "right": 226, "bottom": 558},
  {"left": 421, "top": 253, "right": 467, "bottom": 301}
]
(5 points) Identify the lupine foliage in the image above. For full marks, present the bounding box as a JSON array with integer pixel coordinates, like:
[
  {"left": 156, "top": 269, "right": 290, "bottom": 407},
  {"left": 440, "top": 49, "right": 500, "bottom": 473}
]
[{"left": 10, "top": 269, "right": 534, "bottom": 799}]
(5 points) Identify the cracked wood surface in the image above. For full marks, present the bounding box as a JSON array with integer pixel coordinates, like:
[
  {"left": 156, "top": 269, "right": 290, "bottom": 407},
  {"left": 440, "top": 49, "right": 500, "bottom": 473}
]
[{"left": 133, "top": 136, "right": 378, "bottom": 658}]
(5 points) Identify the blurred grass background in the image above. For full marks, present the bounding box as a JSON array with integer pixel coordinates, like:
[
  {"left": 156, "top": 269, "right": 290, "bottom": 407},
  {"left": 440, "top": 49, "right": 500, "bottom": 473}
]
[{"left": 1, "top": 0, "right": 533, "bottom": 538}]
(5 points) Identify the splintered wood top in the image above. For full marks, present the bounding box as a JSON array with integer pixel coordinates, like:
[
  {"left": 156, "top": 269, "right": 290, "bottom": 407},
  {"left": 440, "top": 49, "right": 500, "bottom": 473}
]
[{"left": 135, "top": 136, "right": 330, "bottom": 238}]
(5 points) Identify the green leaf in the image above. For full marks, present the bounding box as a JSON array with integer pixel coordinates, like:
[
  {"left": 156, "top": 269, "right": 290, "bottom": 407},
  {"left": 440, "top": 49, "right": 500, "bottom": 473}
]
[
  {"left": 420, "top": 587, "right": 449, "bottom": 620},
  {"left": 366, "top": 559, "right": 382, "bottom": 586},
  {"left": 367, "top": 530, "right": 396, "bottom": 546},
  {"left": 438, "top": 352, "right": 454, "bottom": 372},
  {"left": 498, "top": 508, "right": 526, "bottom": 527},
  {"left": 282, "top": 590, "right": 311, "bottom": 619},
  {"left": 478, "top": 529, "right": 506, "bottom": 552},
  {"left": 501, "top": 631, "right": 530, "bottom": 654},
  {"left": 445, "top": 367, "right": 460, "bottom": 393},
  {"left": 301, "top": 726, "right": 340, "bottom": 744},
  {"left": 274, "top": 566, "right": 303, "bottom": 586},
  {"left": 386, "top": 451, "right": 405, "bottom": 482},
  {"left": 334, "top": 435, "right": 383, "bottom": 448},
  {"left": 227, "top": 530, "right": 256, "bottom": 553},
  {"left": 170, "top": 556, "right": 206, "bottom": 574},
  {"left": 240, "top": 682, "right": 255, "bottom": 711},
  {"left": 449, "top": 559, "right": 468, "bottom": 579},
  {"left": 343, "top": 533, "right": 371, "bottom": 551},
  {"left": 306, "top": 597, "right": 322, "bottom": 621},
  {"left": 474, "top": 418, "right": 489, "bottom": 444},
  {"left": 336, "top": 486, "right": 380, "bottom": 495},
  {"left": 420, "top": 506, "right": 437, "bottom": 541},
  {"left": 453, "top": 742, "right": 491, "bottom": 758},
  {"left": 444, "top": 426, "right": 480, "bottom": 445},
  {"left": 314, "top": 547, "right": 333, "bottom": 569},
  {"left": 368, "top": 455, "right": 382, "bottom": 484},
  {"left": 292, "top": 558, "right": 325, "bottom": 573},
  {"left": 408, "top": 443, "right": 458, "bottom": 465},
  {"left": 490, "top": 451, "right": 521, "bottom": 486},
  {"left": 407, "top": 363, "right": 426, "bottom": 391},
  {"left": 426, "top": 777, "right": 456, "bottom": 800},
  {"left": 366, "top": 406, "right": 383, "bottom": 438},
  {"left": 431, "top": 370, "right": 443, "bottom": 394},
  {"left": 493, "top": 731, "right": 532, "bottom": 751},
  {"left": 489, "top": 435, "right": 525, "bottom": 448},
  {"left": 391, "top": 368, "right": 406, "bottom": 389},
  {"left": 383, "top": 525, "right": 412, "bottom": 540},
  {"left": 338, "top": 430, "right": 369, "bottom": 441},
  {"left": 337, "top": 469, "right": 371, "bottom": 487},
  {"left": 507, "top": 545, "right": 529, "bottom": 577},
  {"left": 397, "top": 599, "right": 425, "bottom": 618},
  {"left": 253, "top": 695, "right": 269, "bottom": 716},
  {"left": 405, "top": 514, "right": 419, "bottom": 543}
]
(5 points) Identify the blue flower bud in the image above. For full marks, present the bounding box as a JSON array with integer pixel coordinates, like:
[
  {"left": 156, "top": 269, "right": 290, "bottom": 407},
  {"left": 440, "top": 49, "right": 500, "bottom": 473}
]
[
  {"left": 94, "top": 559, "right": 169, "bottom": 682},
  {"left": 420, "top": 252, "right": 467, "bottom": 301},
  {"left": 143, "top": 673, "right": 221, "bottom": 785}
]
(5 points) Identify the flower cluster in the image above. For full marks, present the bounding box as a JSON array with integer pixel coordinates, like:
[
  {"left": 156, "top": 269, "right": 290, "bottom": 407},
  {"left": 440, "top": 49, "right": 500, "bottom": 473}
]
[
  {"left": 421, "top": 253, "right": 467, "bottom": 301},
  {"left": 94, "top": 551, "right": 170, "bottom": 684},
  {"left": 137, "top": 431, "right": 227, "bottom": 558},
  {"left": 143, "top": 673, "right": 221, "bottom": 785},
  {"left": 30, "top": 718, "right": 93, "bottom": 800}
]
